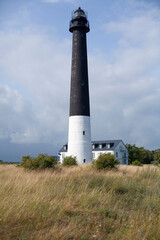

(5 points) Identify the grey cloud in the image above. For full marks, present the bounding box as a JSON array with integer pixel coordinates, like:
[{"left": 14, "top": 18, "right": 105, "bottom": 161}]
[
  {"left": 0, "top": 0, "right": 160, "bottom": 164},
  {"left": 89, "top": 5, "right": 160, "bottom": 149},
  {"left": 0, "top": 30, "right": 71, "bottom": 145},
  {"left": 0, "top": 84, "right": 40, "bottom": 143},
  {"left": 42, "top": 0, "right": 74, "bottom": 3}
]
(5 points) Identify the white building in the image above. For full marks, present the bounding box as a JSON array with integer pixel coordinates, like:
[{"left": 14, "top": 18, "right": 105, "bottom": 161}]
[{"left": 59, "top": 140, "right": 128, "bottom": 165}]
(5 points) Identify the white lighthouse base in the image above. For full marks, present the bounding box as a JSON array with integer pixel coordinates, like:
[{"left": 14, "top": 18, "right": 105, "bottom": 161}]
[{"left": 67, "top": 115, "right": 92, "bottom": 164}]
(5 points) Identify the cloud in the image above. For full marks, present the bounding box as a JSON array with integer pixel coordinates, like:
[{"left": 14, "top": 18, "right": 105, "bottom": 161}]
[
  {"left": 0, "top": 0, "right": 160, "bottom": 155},
  {"left": 0, "top": 84, "right": 38, "bottom": 143},
  {"left": 89, "top": 2, "right": 160, "bottom": 149},
  {"left": 0, "top": 28, "right": 71, "bottom": 145},
  {"left": 42, "top": 0, "right": 74, "bottom": 3}
]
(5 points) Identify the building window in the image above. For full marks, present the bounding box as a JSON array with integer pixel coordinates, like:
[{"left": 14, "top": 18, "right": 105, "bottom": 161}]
[
  {"left": 83, "top": 131, "right": 85, "bottom": 135},
  {"left": 83, "top": 159, "right": 86, "bottom": 163},
  {"left": 116, "top": 152, "right": 118, "bottom": 158},
  {"left": 92, "top": 144, "right": 95, "bottom": 149},
  {"left": 107, "top": 144, "right": 110, "bottom": 148},
  {"left": 92, "top": 153, "right": 95, "bottom": 158},
  {"left": 99, "top": 144, "right": 102, "bottom": 149}
]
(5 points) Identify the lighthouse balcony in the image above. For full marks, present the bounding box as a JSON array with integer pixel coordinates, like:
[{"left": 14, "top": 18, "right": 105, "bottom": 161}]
[
  {"left": 70, "top": 21, "right": 89, "bottom": 27},
  {"left": 69, "top": 21, "right": 90, "bottom": 32}
]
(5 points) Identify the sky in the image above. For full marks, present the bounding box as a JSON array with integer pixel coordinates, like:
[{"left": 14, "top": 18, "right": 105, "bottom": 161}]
[{"left": 0, "top": 0, "right": 160, "bottom": 162}]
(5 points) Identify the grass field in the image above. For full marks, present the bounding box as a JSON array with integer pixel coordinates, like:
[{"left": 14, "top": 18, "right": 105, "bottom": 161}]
[{"left": 0, "top": 164, "right": 160, "bottom": 240}]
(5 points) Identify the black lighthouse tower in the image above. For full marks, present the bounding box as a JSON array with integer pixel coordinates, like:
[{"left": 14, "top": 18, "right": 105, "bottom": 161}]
[{"left": 67, "top": 7, "right": 92, "bottom": 164}]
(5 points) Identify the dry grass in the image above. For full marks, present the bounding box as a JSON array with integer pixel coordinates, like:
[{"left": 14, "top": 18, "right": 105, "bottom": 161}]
[{"left": 0, "top": 164, "right": 160, "bottom": 240}]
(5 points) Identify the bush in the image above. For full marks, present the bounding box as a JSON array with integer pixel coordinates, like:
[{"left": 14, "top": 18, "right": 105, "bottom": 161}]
[
  {"left": 93, "top": 153, "right": 119, "bottom": 170},
  {"left": 132, "top": 160, "right": 143, "bottom": 166},
  {"left": 0, "top": 160, "right": 3, "bottom": 164},
  {"left": 21, "top": 155, "right": 32, "bottom": 169},
  {"left": 20, "top": 154, "right": 57, "bottom": 169},
  {"left": 37, "top": 154, "right": 57, "bottom": 169},
  {"left": 153, "top": 151, "right": 160, "bottom": 166},
  {"left": 62, "top": 156, "right": 77, "bottom": 166},
  {"left": 153, "top": 160, "right": 160, "bottom": 166}
]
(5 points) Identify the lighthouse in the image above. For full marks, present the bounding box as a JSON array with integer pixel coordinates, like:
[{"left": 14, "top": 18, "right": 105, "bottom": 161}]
[{"left": 67, "top": 7, "right": 92, "bottom": 164}]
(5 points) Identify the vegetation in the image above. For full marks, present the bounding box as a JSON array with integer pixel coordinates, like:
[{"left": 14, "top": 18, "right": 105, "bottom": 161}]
[
  {"left": 153, "top": 149, "right": 160, "bottom": 166},
  {"left": 93, "top": 153, "right": 119, "bottom": 169},
  {"left": 0, "top": 164, "right": 160, "bottom": 239},
  {"left": 62, "top": 156, "right": 77, "bottom": 166},
  {"left": 20, "top": 154, "right": 57, "bottom": 169},
  {"left": 126, "top": 144, "right": 155, "bottom": 165},
  {"left": 132, "top": 160, "right": 143, "bottom": 166},
  {"left": 0, "top": 160, "right": 20, "bottom": 165}
]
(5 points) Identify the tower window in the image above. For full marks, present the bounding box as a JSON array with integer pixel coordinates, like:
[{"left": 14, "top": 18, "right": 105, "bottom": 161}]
[
  {"left": 83, "top": 159, "right": 86, "bottom": 163},
  {"left": 83, "top": 131, "right": 85, "bottom": 135},
  {"left": 82, "top": 104, "right": 85, "bottom": 111}
]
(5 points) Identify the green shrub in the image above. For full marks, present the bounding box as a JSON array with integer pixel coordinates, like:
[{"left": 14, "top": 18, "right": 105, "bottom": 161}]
[
  {"left": 132, "top": 160, "right": 143, "bottom": 166},
  {"left": 62, "top": 156, "right": 77, "bottom": 166},
  {"left": 20, "top": 155, "right": 32, "bottom": 169},
  {"left": 153, "top": 150, "right": 160, "bottom": 165},
  {"left": 37, "top": 154, "right": 57, "bottom": 169},
  {"left": 20, "top": 154, "right": 57, "bottom": 169},
  {"left": 153, "top": 160, "right": 160, "bottom": 166},
  {"left": 0, "top": 160, "right": 3, "bottom": 164},
  {"left": 93, "top": 153, "right": 119, "bottom": 170}
]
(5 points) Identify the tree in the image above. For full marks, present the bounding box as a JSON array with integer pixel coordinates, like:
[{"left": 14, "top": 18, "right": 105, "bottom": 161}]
[
  {"left": 126, "top": 144, "right": 138, "bottom": 164},
  {"left": 153, "top": 149, "right": 160, "bottom": 165},
  {"left": 139, "top": 148, "right": 153, "bottom": 164},
  {"left": 93, "top": 153, "right": 119, "bottom": 170},
  {"left": 126, "top": 144, "right": 153, "bottom": 165}
]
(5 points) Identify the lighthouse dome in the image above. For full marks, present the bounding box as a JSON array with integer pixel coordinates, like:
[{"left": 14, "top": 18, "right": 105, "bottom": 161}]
[{"left": 74, "top": 7, "right": 86, "bottom": 18}]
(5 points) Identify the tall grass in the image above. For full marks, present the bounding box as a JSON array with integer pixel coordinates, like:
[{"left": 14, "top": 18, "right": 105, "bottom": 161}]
[{"left": 0, "top": 164, "right": 160, "bottom": 240}]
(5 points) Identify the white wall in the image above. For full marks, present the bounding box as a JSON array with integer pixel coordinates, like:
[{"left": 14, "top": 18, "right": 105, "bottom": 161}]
[
  {"left": 114, "top": 141, "right": 128, "bottom": 165},
  {"left": 67, "top": 115, "right": 92, "bottom": 164},
  {"left": 92, "top": 150, "right": 114, "bottom": 160},
  {"left": 59, "top": 151, "right": 67, "bottom": 163}
]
